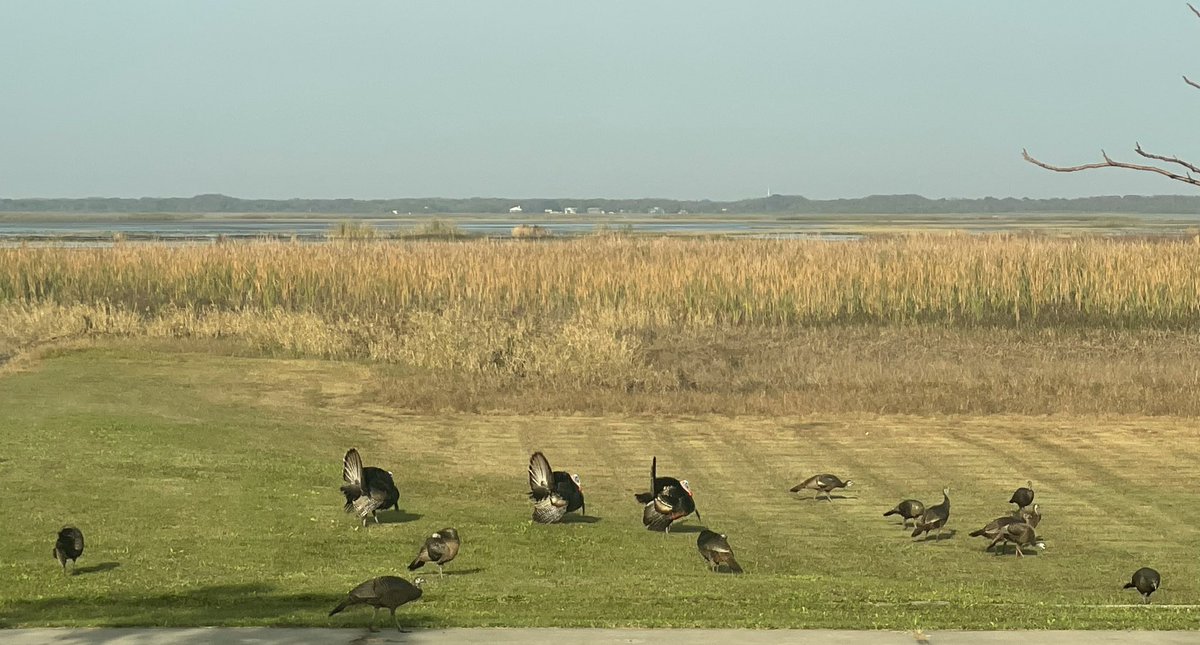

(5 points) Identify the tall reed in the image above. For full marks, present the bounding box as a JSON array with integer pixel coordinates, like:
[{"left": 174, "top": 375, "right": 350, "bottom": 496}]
[{"left": 2, "top": 235, "right": 1199, "bottom": 327}]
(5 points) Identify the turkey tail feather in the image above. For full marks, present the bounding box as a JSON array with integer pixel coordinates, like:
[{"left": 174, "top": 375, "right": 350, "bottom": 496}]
[
  {"left": 650, "top": 456, "right": 658, "bottom": 494},
  {"left": 528, "top": 452, "right": 554, "bottom": 495},
  {"left": 726, "top": 557, "right": 743, "bottom": 574},
  {"left": 343, "top": 449, "right": 363, "bottom": 485},
  {"left": 329, "top": 599, "right": 350, "bottom": 616}
]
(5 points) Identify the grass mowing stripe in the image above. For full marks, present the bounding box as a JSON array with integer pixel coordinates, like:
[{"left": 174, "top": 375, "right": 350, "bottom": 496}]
[{"left": 1, "top": 346, "right": 1198, "bottom": 629}]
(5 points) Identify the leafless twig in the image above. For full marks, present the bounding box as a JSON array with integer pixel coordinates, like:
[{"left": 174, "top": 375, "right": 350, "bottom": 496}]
[
  {"left": 1022, "top": 4, "right": 1199, "bottom": 188},
  {"left": 1134, "top": 142, "right": 1200, "bottom": 174},
  {"left": 1022, "top": 149, "right": 1200, "bottom": 188}
]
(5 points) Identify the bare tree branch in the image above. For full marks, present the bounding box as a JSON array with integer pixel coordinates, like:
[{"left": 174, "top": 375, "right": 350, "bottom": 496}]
[
  {"left": 1024, "top": 5, "right": 1199, "bottom": 189},
  {"left": 1187, "top": 6, "right": 1200, "bottom": 88},
  {"left": 1134, "top": 142, "right": 1200, "bottom": 174},
  {"left": 1022, "top": 148, "right": 1200, "bottom": 188}
]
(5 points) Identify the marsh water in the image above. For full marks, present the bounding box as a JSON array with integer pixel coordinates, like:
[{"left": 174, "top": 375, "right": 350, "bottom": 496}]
[{"left": 1, "top": 212, "right": 1197, "bottom": 244}]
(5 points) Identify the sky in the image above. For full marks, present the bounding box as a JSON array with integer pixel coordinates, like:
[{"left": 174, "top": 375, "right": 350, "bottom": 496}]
[{"left": 1, "top": 1, "right": 1197, "bottom": 201}]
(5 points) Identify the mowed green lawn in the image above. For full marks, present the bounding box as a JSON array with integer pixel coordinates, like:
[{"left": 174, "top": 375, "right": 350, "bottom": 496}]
[{"left": 1, "top": 344, "right": 1199, "bottom": 629}]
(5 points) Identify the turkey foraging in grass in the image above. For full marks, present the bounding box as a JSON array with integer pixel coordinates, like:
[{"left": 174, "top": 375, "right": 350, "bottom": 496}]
[
  {"left": 969, "top": 504, "right": 1042, "bottom": 549},
  {"left": 329, "top": 576, "right": 424, "bottom": 632},
  {"left": 883, "top": 499, "right": 925, "bottom": 529},
  {"left": 790, "top": 474, "right": 853, "bottom": 501},
  {"left": 697, "top": 529, "right": 743, "bottom": 573},
  {"left": 1124, "top": 567, "right": 1161, "bottom": 604},
  {"left": 408, "top": 528, "right": 460, "bottom": 576},
  {"left": 986, "top": 522, "right": 1045, "bottom": 557}
]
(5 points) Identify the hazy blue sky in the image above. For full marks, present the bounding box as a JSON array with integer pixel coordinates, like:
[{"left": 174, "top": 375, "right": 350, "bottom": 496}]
[{"left": 2, "top": 1, "right": 1197, "bottom": 200}]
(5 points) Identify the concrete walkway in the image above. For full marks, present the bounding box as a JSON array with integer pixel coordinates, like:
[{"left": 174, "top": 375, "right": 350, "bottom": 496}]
[{"left": 2, "top": 629, "right": 1199, "bottom": 645}]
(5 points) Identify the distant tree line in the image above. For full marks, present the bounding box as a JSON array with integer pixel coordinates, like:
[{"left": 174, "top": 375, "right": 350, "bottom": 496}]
[{"left": 5, "top": 193, "right": 1200, "bottom": 215}]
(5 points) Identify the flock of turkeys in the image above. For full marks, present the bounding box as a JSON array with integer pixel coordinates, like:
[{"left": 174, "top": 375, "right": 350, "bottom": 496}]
[{"left": 49, "top": 449, "right": 1165, "bottom": 632}]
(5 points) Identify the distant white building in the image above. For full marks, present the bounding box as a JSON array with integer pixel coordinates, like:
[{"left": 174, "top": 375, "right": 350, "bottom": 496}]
[
  {"left": 563, "top": 207, "right": 578, "bottom": 215},
  {"left": 509, "top": 205, "right": 523, "bottom": 213},
  {"left": 586, "top": 207, "right": 604, "bottom": 215},
  {"left": 648, "top": 206, "right": 664, "bottom": 214}
]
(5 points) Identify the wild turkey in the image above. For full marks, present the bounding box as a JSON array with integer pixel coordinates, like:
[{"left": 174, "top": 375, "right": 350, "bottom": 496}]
[
  {"left": 340, "top": 448, "right": 400, "bottom": 527},
  {"left": 790, "top": 474, "right": 853, "bottom": 501},
  {"left": 634, "top": 456, "right": 695, "bottom": 511},
  {"left": 1124, "top": 567, "right": 1161, "bottom": 604},
  {"left": 329, "top": 576, "right": 424, "bottom": 632},
  {"left": 986, "top": 522, "right": 1045, "bottom": 557},
  {"left": 636, "top": 457, "right": 700, "bottom": 532},
  {"left": 53, "top": 527, "right": 84, "bottom": 574},
  {"left": 407, "top": 528, "right": 460, "bottom": 576},
  {"left": 911, "top": 488, "right": 951, "bottom": 540},
  {"left": 883, "top": 499, "right": 925, "bottom": 529},
  {"left": 1009, "top": 480, "right": 1035, "bottom": 510},
  {"left": 697, "top": 529, "right": 743, "bottom": 573},
  {"left": 527, "top": 452, "right": 585, "bottom": 524},
  {"left": 554, "top": 471, "right": 585, "bottom": 515},
  {"left": 1021, "top": 503, "right": 1042, "bottom": 528},
  {"left": 969, "top": 505, "right": 1041, "bottom": 549},
  {"left": 969, "top": 515, "right": 1018, "bottom": 543}
]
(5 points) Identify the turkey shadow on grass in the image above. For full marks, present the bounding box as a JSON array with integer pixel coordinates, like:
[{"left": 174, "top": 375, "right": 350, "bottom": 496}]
[
  {"left": 917, "top": 529, "right": 958, "bottom": 542},
  {"left": 561, "top": 514, "right": 601, "bottom": 524},
  {"left": 663, "top": 523, "right": 707, "bottom": 534},
  {"left": 991, "top": 546, "right": 1043, "bottom": 557},
  {"left": 0, "top": 582, "right": 438, "bottom": 630},
  {"left": 798, "top": 494, "right": 857, "bottom": 502},
  {"left": 374, "top": 510, "right": 424, "bottom": 525},
  {"left": 437, "top": 567, "right": 484, "bottom": 576},
  {"left": 73, "top": 561, "right": 121, "bottom": 575}
]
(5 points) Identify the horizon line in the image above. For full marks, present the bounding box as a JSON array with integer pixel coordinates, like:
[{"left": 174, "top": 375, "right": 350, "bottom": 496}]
[{"left": 4, "top": 192, "right": 1200, "bottom": 202}]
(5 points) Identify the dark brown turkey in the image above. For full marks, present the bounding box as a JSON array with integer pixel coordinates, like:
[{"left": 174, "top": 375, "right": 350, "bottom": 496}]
[
  {"left": 408, "top": 528, "right": 460, "bottom": 576},
  {"left": 911, "top": 488, "right": 951, "bottom": 541},
  {"left": 1124, "top": 567, "right": 1161, "bottom": 604},
  {"left": 883, "top": 499, "right": 925, "bottom": 529},
  {"left": 329, "top": 576, "right": 424, "bottom": 632},
  {"left": 697, "top": 529, "right": 743, "bottom": 573},
  {"left": 53, "top": 526, "right": 84, "bottom": 574},
  {"left": 340, "top": 448, "right": 400, "bottom": 527},
  {"left": 527, "top": 451, "right": 585, "bottom": 524},
  {"left": 790, "top": 473, "right": 853, "bottom": 501},
  {"left": 1008, "top": 480, "right": 1035, "bottom": 510},
  {"left": 986, "top": 522, "right": 1045, "bottom": 557},
  {"left": 637, "top": 457, "right": 700, "bottom": 532},
  {"left": 969, "top": 504, "right": 1041, "bottom": 549}
]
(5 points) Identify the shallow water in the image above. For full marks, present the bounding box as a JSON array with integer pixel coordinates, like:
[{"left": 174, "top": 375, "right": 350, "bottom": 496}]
[{"left": 1, "top": 212, "right": 1195, "bottom": 244}]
